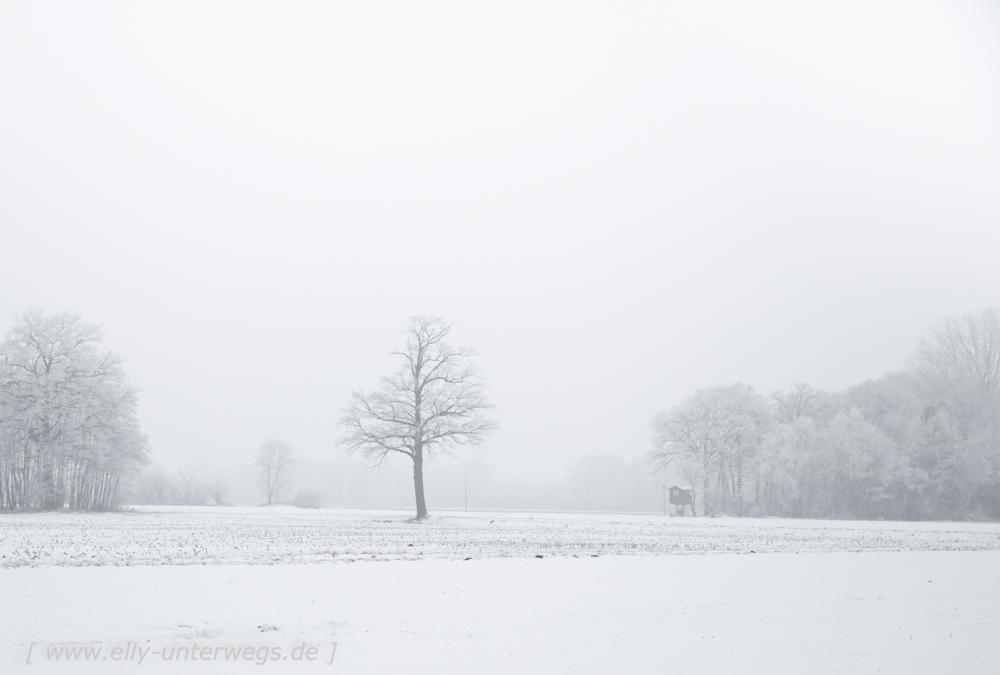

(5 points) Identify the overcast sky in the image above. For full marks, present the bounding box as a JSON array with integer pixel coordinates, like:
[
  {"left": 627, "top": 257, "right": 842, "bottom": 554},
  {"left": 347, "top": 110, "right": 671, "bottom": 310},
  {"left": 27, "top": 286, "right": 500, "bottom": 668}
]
[{"left": 2, "top": 1, "right": 999, "bottom": 479}]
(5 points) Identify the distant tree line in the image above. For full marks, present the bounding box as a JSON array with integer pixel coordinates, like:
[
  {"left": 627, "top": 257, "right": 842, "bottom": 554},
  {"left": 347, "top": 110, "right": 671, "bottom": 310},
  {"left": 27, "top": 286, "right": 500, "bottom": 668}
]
[
  {"left": 126, "top": 453, "right": 670, "bottom": 513},
  {"left": 130, "top": 439, "right": 305, "bottom": 508},
  {"left": 131, "top": 465, "right": 233, "bottom": 507},
  {"left": 0, "top": 310, "right": 149, "bottom": 510},
  {"left": 651, "top": 308, "right": 1000, "bottom": 521},
  {"left": 9, "top": 305, "right": 997, "bottom": 522}
]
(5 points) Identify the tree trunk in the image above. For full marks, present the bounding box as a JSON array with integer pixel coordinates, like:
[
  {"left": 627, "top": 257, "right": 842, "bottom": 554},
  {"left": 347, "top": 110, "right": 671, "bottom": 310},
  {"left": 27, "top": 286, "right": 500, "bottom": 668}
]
[
  {"left": 413, "top": 444, "right": 427, "bottom": 519},
  {"left": 412, "top": 368, "right": 428, "bottom": 519}
]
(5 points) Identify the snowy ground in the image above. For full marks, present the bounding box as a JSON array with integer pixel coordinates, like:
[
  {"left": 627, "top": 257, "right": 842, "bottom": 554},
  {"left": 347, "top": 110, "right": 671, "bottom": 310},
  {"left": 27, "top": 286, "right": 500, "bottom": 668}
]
[
  {"left": 3, "top": 505, "right": 999, "bottom": 567},
  {"left": 2, "top": 507, "right": 999, "bottom": 673}
]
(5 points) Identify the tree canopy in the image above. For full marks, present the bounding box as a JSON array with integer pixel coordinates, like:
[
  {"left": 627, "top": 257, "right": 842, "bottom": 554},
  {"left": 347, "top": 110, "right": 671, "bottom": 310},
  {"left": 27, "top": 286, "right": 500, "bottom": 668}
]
[
  {"left": 339, "top": 316, "right": 497, "bottom": 519},
  {"left": 651, "top": 308, "right": 1000, "bottom": 520},
  {"left": 0, "top": 310, "right": 148, "bottom": 510}
]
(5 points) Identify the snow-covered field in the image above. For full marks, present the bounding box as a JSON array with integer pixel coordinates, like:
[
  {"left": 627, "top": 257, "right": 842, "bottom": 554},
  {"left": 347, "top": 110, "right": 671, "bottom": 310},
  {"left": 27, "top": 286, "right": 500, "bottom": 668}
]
[
  {"left": 2, "top": 507, "right": 999, "bottom": 673},
  {"left": 3, "top": 505, "right": 999, "bottom": 567}
]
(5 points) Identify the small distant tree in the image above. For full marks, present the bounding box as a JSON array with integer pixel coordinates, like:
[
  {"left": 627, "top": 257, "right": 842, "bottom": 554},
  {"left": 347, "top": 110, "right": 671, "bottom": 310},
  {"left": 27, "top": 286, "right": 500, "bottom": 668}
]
[
  {"left": 209, "top": 474, "right": 229, "bottom": 506},
  {"left": 137, "top": 466, "right": 174, "bottom": 505},
  {"left": 338, "top": 316, "right": 498, "bottom": 519},
  {"left": 176, "top": 468, "right": 200, "bottom": 505},
  {"left": 256, "top": 439, "right": 295, "bottom": 505}
]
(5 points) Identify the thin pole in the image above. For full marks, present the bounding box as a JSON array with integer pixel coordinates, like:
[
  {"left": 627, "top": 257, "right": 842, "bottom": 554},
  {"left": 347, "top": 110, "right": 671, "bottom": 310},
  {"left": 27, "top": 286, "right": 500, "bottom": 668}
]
[
  {"left": 662, "top": 485, "right": 666, "bottom": 516},
  {"left": 464, "top": 482, "right": 468, "bottom": 512}
]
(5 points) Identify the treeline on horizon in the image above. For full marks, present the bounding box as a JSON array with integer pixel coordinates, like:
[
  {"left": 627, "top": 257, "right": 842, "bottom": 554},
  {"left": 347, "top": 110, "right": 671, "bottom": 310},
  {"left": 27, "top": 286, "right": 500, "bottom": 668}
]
[
  {"left": 651, "top": 308, "right": 1000, "bottom": 521},
  {"left": 2, "top": 307, "right": 999, "bottom": 522},
  {"left": 129, "top": 308, "right": 1000, "bottom": 523},
  {"left": 126, "top": 453, "right": 666, "bottom": 513}
]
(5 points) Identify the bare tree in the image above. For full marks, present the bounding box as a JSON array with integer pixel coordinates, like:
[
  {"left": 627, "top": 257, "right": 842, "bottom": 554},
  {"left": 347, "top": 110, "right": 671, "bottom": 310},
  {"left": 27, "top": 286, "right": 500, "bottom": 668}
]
[
  {"left": 771, "top": 382, "right": 821, "bottom": 423},
  {"left": 175, "top": 468, "right": 200, "bottom": 505},
  {"left": 135, "top": 465, "right": 173, "bottom": 505},
  {"left": 912, "top": 307, "right": 1000, "bottom": 393},
  {"left": 256, "top": 439, "right": 295, "bottom": 505},
  {"left": 338, "top": 316, "right": 498, "bottom": 519}
]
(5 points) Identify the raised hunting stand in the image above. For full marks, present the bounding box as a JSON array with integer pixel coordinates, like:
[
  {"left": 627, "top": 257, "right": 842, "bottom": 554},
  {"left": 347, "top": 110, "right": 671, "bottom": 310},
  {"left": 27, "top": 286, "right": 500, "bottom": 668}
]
[{"left": 668, "top": 485, "right": 693, "bottom": 516}]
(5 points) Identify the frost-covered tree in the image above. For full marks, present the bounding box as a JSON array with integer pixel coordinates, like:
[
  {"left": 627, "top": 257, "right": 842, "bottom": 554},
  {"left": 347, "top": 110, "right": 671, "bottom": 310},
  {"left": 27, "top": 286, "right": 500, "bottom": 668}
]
[
  {"left": 650, "top": 383, "right": 770, "bottom": 516},
  {"left": 0, "top": 309, "right": 148, "bottom": 510},
  {"left": 771, "top": 382, "right": 822, "bottom": 424},
  {"left": 912, "top": 308, "right": 1000, "bottom": 394},
  {"left": 815, "top": 410, "right": 903, "bottom": 519},
  {"left": 338, "top": 316, "right": 497, "bottom": 519},
  {"left": 648, "top": 309, "right": 1000, "bottom": 521},
  {"left": 755, "top": 418, "right": 814, "bottom": 516}
]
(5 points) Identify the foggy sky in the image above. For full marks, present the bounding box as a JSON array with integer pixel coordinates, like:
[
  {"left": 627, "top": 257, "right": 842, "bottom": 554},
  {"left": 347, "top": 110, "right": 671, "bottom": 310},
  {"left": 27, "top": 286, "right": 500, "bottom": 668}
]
[{"left": 2, "top": 1, "right": 999, "bottom": 479}]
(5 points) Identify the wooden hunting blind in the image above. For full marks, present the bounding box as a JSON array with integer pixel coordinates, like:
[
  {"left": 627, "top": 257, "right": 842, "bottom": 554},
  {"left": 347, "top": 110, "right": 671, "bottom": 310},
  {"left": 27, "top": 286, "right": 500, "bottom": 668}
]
[{"left": 668, "top": 486, "right": 692, "bottom": 506}]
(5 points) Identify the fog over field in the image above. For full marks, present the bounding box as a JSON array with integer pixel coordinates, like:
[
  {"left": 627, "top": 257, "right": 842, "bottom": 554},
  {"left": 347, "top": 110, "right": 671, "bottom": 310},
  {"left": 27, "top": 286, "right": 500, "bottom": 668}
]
[
  {"left": 2, "top": 1, "right": 999, "bottom": 485},
  {"left": 2, "top": 1, "right": 1000, "bottom": 673}
]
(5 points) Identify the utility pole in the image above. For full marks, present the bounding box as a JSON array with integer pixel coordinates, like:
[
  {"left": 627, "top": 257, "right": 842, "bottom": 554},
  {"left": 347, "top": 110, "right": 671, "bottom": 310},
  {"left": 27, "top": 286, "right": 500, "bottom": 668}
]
[
  {"left": 464, "top": 482, "right": 468, "bottom": 512},
  {"left": 662, "top": 485, "right": 666, "bottom": 516}
]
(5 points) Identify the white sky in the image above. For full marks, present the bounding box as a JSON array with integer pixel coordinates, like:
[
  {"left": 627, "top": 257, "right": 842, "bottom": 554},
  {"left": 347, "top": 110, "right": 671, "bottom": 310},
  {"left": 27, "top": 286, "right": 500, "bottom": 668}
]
[{"left": 2, "top": 1, "right": 999, "bottom": 479}]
